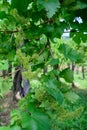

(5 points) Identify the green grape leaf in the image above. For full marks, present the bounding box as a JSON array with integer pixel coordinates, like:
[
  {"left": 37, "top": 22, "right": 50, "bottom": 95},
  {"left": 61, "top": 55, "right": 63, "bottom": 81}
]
[
  {"left": 65, "top": 91, "right": 80, "bottom": 103},
  {"left": 71, "top": 32, "right": 87, "bottom": 44},
  {"left": 0, "top": 11, "right": 7, "bottom": 19},
  {"left": 3, "top": 60, "right": 9, "bottom": 70},
  {"left": 38, "top": 0, "right": 60, "bottom": 18},
  {"left": 45, "top": 78, "right": 63, "bottom": 104},
  {"left": 0, "top": 63, "right": 4, "bottom": 70},
  {"left": 21, "top": 104, "right": 51, "bottom": 130},
  {"left": 68, "top": 49, "right": 82, "bottom": 62},
  {"left": 59, "top": 44, "right": 81, "bottom": 62},
  {"left": 71, "top": 1, "right": 87, "bottom": 10},
  {"left": 0, "top": 126, "right": 21, "bottom": 130},
  {"left": 24, "top": 25, "right": 42, "bottom": 39},
  {"left": 10, "top": 126, "right": 21, "bottom": 130},
  {"left": 49, "top": 58, "right": 59, "bottom": 66},
  {"left": 0, "top": 60, "right": 9, "bottom": 70},
  {"left": 60, "top": 68, "right": 74, "bottom": 83},
  {"left": 0, "top": 127, "right": 10, "bottom": 130},
  {"left": 36, "top": 51, "right": 48, "bottom": 64},
  {"left": 72, "top": 33, "right": 81, "bottom": 44},
  {"left": 82, "top": 34, "right": 87, "bottom": 43},
  {"left": 11, "top": 0, "right": 30, "bottom": 15},
  {"left": 63, "top": 0, "right": 75, "bottom": 6},
  {"left": 7, "top": 50, "right": 15, "bottom": 61},
  {"left": 59, "top": 44, "right": 71, "bottom": 57}
]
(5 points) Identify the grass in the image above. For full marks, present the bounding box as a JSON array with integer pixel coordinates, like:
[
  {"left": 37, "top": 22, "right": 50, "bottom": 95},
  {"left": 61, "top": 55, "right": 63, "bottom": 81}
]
[{"left": 74, "top": 72, "right": 87, "bottom": 89}]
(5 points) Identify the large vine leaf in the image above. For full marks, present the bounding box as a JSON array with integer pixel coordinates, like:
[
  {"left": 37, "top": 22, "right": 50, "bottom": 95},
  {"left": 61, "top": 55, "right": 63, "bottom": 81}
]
[
  {"left": 21, "top": 104, "right": 51, "bottom": 130},
  {"left": 45, "top": 78, "right": 64, "bottom": 104},
  {"left": 59, "top": 44, "right": 82, "bottom": 62},
  {"left": 38, "top": 0, "right": 60, "bottom": 18},
  {"left": 65, "top": 91, "right": 80, "bottom": 103},
  {"left": 49, "top": 58, "right": 59, "bottom": 66},
  {"left": 59, "top": 68, "right": 74, "bottom": 83}
]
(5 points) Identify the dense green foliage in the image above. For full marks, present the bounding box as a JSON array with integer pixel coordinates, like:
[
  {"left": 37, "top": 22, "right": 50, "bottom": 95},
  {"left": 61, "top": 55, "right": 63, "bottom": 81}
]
[{"left": 0, "top": 0, "right": 87, "bottom": 129}]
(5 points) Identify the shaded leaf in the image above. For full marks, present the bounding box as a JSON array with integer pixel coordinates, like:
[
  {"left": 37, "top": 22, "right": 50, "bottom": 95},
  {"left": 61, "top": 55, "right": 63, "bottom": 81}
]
[
  {"left": 71, "top": 1, "right": 87, "bottom": 10},
  {"left": 11, "top": 0, "right": 30, "bottom": 15},
  {"left": 0, "top": 11, "right": 7, "bottom": 19}
]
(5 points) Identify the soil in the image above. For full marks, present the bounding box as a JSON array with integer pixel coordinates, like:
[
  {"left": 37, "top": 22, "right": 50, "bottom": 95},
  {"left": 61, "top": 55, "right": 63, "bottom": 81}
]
[{"left": 0, "top": 91, "right": 18, "bottom": 126}]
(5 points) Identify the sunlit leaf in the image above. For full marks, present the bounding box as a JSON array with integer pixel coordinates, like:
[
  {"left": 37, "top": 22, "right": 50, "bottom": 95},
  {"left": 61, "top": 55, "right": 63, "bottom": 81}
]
[
  {"left": 49, "top": 58, "right": 59, "bottom": 66},
  {"left": 21, "top": 104, "right": 51, "bottom": 130},
  {"left": 60, "top": 68, "right": 74, "bottom": 83},
  {"left": 38, "top": 0, "right": 60, "bottom": 18},
  {"left": 45, "top": 78, "right": 64, "bottom": 104},
  {"left": 65, "top": 91, "right": 80, "bottom": 103}
]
